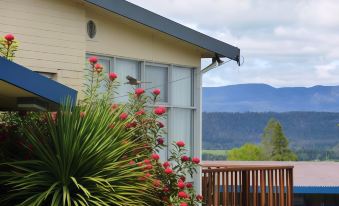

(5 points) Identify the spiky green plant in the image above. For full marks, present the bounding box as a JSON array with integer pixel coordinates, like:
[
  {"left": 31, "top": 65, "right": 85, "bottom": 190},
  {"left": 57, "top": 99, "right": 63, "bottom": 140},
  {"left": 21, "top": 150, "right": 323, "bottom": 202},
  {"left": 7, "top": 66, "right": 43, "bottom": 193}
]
[{"left": 0, "top": 100, "right": 153, "bottom": 206}]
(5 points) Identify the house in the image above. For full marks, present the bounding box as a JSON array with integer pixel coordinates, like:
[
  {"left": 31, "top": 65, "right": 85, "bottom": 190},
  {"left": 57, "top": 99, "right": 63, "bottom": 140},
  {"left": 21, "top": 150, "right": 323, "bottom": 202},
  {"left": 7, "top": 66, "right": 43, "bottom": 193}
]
[
  {"left": 203, "top": 161, "right": 339, "bottom": 206},
  {"left": 0, "top": 0, "right": 240, "bottom": 190}
]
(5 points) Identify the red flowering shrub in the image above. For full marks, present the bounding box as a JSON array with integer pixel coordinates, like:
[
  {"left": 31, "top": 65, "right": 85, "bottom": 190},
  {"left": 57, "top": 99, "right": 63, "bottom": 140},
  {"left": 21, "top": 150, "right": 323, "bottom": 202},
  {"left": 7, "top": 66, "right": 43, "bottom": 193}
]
[{"left": 0, "top": 33, "right": 18, "bottom": 60}]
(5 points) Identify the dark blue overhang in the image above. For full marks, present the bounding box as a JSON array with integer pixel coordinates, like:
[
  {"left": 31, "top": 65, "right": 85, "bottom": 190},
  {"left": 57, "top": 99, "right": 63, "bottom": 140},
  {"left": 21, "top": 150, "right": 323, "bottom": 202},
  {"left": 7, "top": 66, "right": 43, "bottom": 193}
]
[
  {"left": 0, "top": 57, "right": 77, "bottom": 110},
  {"left": 84, "top": 0, "right": 241, "bottom": 63}
]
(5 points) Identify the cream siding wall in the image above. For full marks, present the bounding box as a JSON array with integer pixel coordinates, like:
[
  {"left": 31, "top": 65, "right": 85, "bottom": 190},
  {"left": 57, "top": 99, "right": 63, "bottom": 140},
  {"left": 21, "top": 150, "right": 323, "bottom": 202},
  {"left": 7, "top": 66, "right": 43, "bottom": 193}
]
[
  {"left": 0, "top": 0, "right": 86, "bottom": 92},
  {"left": 85, "top": 4, "right": 202, "bottom": 68}
]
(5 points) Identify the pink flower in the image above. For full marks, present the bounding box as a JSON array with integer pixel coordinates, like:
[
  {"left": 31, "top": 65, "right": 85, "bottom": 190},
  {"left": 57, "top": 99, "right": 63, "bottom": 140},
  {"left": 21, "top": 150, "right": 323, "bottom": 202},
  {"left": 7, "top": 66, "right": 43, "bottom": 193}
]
[
  {"left": 152, "top": 88, "right": 161, "bottom": 96},
  {"left": 196, "top": 194, "right": 203, "bottom": 201},
  {"left": 180, "top": 203, "right": 188, "bottom": 206},
  {"left": 192, "top": 157, "right": 200, "bottom": 164},
  {"left": 177, "top": 180, "right": 185, "bottom": 189},
  {"left": 154, "top": 106, "right": 166, "bottom": 115},
  {"left": 109, "top": 72, "right": 118, "bottom": 81},
  {"left": 51, "top": 112, "right": 57, "bottom": 122},
  {"left": 94, "top": 63, "right": 103, "bottom": 73},
  {"left": 125, "top": 122, "right": 137, "bottom": 128},
  {"left": 181, "top": 155, "right": 189, "bottom": 162},
  {"left": 178, "top": 191, "right": 188, "bottom": 198},
  {"left": 163, "top": 186, "right": 169, "bottom": 193},
  {"left": 151, "top": 153, "right": 160, "bottom": 160},
  {"left": 163, "top": 161, "right": 170, "bottom": 168},
  {"left": 176, "top": 141, "right": 185, "bottom": 147},
  {"left": 129, "top": 160, "right": 136, "bottom": 165},
  {"left": 135, "top": 88, "right": 145, "bottom": 96},
  {"left": 119, "top": 112, "right": 128, "bottom": 120},
  {"left": 4, "top": 34, "right": 14, "bottom": 42},
  {"left": 164, "top": 167, "right": 173, "bottom": 174},
  {"left": 180, "top": 176, "right": 186, "bottom": 182},
  {"left": 88, "top": 56, "right": 98, "bottom": 64},
  {"left": 157, "top": 137, "right": 164, "bottom": 145}
]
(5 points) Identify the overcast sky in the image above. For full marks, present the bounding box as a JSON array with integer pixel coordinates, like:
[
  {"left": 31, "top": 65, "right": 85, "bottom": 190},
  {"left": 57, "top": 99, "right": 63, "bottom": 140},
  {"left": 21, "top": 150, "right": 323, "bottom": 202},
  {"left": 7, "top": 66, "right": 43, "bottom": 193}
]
[{"left": 128, "top": 0, "right": 339, "bottom": 87}]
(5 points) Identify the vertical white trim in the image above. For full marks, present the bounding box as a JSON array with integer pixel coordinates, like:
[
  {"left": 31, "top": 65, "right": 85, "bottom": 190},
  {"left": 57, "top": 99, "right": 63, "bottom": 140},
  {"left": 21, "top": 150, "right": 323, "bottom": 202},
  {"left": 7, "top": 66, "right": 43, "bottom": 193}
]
[{"left": 193, "top": 66, "right": 202, "bottom": 194}]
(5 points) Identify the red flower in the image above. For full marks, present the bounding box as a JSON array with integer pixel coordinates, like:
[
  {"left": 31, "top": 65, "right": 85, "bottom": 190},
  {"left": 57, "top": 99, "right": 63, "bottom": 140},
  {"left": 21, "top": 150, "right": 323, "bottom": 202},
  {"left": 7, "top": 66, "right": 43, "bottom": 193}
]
[
  {"left": 176, "top": 141, "right": 185, "bottom": 147},
  {"left": 4, "top": 34, "right": 14, "bottom": 42},
  {"left": 88, "top": 56, "right": 98, "bottom": 64},
  {"left": 196, "top": 194, "right": 203, "bottom": 201},
  {"left": 178, "top": 191, "right": 188, "bottom": 198},
  {"left": 180, "top": 176, "right": 186, "bottom": 182},
  {"left": 186, "top": 182, "right": 193, "bottom": 188},
  {"left": 157, "top": 121, "right": 164, "bottom": 128},
  {"left": 152, "top": 88, "right": 161, "bottom": 96},
  {"left": 125, "top": 121, "right": 137, "bottom": 128},
  {"left": 135, "top": 88, "right": 145, "bottom": 96},
  {"left": 154, "top": 106, "right": 166, "bottom": 115},
  {"left": 119, "top": 112, "right": 128, "bottom": 120},
  {"left": 109, "top": 72, "right": 118, "bottom": 81},
  {"left": 164, "top": 167, "right": 173, "bottom": 174},
  {"left": 145, "top": 164, "right": 153, "bottom": 170},
  {"left": 145, "top": 173, "right": 151, "bottom": 178},
  {"left": 192, "top": 157, "right": 200, "bottom": 164},
  {"left": 135, "top": 109, "right": 145, "bottom": 116},
  {"left": 163, "top": 186, "right": 169, "bottom": 193},
  {"left": 111, "top": 104, "right": 119, "bottom": 111},
  {"left": 157, "top": 137, "right": 164, "bottom": 145},
  {"left": 80, "top": 112, "right": 86, "bottom": 118},
  {"left": 151, "top": 153, "right": 160, "bottom": 161},
  {"left": 180, "top": 203, "right": 188, "bottom": 206},
  {"left": 177, "top": 180, "right": 185, "bottom": 189},
  {"left": 181, "top": 155, "right": 189, "bottom": 162},
  {"left": 108, "top": 124, "right": 115, "bottom": 129},
  {"left": 163, "top": 161, "right": 170, "bottom": 168},
  {"left": 144, "top": 159, "right": 151, "bottom": 164},
  {"left": 94, "top": 63, "right": 103, "bottom": 73},
  {"left": 153, "top": 179, "right": 161, "bottom": 187}
]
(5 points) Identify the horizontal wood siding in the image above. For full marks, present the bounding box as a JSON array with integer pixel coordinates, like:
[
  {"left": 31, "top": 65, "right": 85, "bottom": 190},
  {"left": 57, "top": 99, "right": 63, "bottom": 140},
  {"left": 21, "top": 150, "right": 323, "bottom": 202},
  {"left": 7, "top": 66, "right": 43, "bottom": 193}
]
[{"left": 0, "top": 0, "right": 86, "bottom": 92}]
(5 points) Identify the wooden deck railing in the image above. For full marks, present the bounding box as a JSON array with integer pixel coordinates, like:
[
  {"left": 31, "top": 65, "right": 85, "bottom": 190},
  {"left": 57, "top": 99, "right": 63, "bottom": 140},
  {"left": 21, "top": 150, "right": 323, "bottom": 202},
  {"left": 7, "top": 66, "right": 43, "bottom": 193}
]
[{"left": 202, "top": 164, "right": 294, "bottom": 206}]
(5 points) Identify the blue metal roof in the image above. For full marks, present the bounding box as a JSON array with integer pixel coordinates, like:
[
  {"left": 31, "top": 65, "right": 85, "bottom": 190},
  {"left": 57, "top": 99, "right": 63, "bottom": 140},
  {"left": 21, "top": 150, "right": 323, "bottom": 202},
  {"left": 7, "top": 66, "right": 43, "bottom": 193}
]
[
  {"left": 84, "top": 0, "right": 241, "bottom": 64},
  {"left": 294, "top": 186, "right": 339, "bottom": 194},
  {"left": 0, "top": 57, "right": 77, "bottom": 108}
]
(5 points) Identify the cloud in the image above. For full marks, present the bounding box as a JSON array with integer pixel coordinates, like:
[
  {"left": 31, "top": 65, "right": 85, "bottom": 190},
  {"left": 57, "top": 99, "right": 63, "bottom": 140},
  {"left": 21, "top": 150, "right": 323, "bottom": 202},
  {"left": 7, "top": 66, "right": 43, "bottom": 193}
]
[{"left": 127, "top": 0, "right": 339, "bottom": 87}]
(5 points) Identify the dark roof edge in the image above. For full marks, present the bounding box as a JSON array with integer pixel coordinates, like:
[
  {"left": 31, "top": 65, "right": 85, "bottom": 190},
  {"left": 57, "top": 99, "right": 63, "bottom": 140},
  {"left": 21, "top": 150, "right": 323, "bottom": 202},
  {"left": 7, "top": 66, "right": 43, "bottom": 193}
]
[
  {"left": 0, "top": 57, "right": 77, "bottom": 106},
  {"left": 84, "top": 0, "right": 240, "bottom": 62}
]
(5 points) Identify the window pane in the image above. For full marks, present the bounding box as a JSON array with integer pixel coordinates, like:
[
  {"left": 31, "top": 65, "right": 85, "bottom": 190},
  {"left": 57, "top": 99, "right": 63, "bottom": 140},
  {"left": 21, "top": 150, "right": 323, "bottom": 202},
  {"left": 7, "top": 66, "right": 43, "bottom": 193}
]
[
  {"left": 170, "top": 108, "right": 193, "bottom": 156},
  {"left": 145, "top": 65, "right": 168, "bottom": 102},
  {"left": 115, "top": 59, "right": 139, "bottom": 102},
  {"left": 171, "top": 66, "right": 192, "bottom": 106},
  {"left": 97, "top": 59, "right": 110, "bottom": 93}
]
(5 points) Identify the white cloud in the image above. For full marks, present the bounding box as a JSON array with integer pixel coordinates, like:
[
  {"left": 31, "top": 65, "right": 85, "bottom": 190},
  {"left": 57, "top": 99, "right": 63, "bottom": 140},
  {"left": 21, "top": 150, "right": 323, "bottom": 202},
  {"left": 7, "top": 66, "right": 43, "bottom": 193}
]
[{"left": 127, "top": 0, "right": 339, "bottom": 87}]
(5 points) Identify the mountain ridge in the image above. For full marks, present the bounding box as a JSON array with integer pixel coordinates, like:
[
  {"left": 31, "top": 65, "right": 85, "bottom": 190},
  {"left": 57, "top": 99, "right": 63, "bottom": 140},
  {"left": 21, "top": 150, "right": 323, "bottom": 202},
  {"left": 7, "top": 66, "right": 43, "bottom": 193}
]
[{"left": 203, "top": 83, "right": 339, "bottom": 112}]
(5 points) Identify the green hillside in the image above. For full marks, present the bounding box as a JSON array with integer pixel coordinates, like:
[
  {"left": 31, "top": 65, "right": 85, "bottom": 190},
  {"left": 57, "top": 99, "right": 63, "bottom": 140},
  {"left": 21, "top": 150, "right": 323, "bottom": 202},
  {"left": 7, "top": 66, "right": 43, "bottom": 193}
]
[{"left": 202, "top": 112, "right": 339, "bottom": 161}]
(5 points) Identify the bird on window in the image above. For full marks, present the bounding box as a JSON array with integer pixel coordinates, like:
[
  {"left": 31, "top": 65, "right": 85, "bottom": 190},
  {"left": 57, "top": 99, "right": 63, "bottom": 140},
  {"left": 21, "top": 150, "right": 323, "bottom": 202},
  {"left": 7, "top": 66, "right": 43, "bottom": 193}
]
[{"left": 125, "top": 75, "right": 151, "bottom": 85}]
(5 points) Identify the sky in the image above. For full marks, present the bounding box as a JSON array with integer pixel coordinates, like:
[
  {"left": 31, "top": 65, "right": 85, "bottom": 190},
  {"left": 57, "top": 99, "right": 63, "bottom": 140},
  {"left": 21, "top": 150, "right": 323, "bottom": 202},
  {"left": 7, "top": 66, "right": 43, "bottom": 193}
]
[{"left": 127, "top": 0, "right": 339, "bottom": 88}]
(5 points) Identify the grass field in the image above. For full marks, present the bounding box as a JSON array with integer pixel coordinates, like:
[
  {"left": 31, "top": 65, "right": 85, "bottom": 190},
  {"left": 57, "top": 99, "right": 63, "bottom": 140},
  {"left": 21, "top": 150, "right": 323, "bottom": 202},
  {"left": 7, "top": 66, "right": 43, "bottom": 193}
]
[{"left": 202, "top": 150, "right": 228, "bottom": 156}]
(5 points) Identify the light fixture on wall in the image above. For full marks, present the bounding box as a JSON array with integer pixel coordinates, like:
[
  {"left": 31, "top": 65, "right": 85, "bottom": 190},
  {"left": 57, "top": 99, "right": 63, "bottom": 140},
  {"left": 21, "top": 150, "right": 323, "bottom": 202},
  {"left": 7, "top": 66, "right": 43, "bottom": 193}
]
[{"left": 87, "top": 20, "right": 97, "bottom": 39}]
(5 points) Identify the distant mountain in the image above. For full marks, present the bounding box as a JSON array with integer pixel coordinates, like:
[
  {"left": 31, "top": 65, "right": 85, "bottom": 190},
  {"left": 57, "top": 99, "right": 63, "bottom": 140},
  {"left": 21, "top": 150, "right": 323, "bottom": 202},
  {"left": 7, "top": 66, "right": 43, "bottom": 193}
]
[{"left": 203, "top": 84, "right": 339, "bottom": 112}]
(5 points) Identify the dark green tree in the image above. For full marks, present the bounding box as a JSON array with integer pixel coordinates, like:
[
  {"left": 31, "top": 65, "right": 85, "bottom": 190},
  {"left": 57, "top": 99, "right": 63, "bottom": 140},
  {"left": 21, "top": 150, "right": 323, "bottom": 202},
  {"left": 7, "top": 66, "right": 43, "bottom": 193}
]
[{"left": 261, "top": 118, "right": 297, "bottom": 161}]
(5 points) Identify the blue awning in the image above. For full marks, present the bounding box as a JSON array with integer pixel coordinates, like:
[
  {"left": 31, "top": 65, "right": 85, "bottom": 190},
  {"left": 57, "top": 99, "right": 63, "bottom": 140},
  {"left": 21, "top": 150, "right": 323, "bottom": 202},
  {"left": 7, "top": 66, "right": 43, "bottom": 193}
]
[{"left": 0, "top": 57, "right": 77, "bottom": 111}]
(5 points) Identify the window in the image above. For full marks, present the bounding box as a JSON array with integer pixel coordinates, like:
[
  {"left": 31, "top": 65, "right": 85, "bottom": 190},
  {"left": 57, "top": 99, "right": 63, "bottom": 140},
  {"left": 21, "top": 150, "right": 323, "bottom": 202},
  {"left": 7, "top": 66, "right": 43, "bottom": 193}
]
[
  {"left": 85, "top": 54, "right": 196, "bottom": 160},
  {"left": 115, "top": 58, "right": 140, "bottom": 102},
  {"left": 145, "top": 64, "right": 168, "bottom": 102},
  {"left": 171, "top": 66, "right": 193, "bottom": 106}
]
